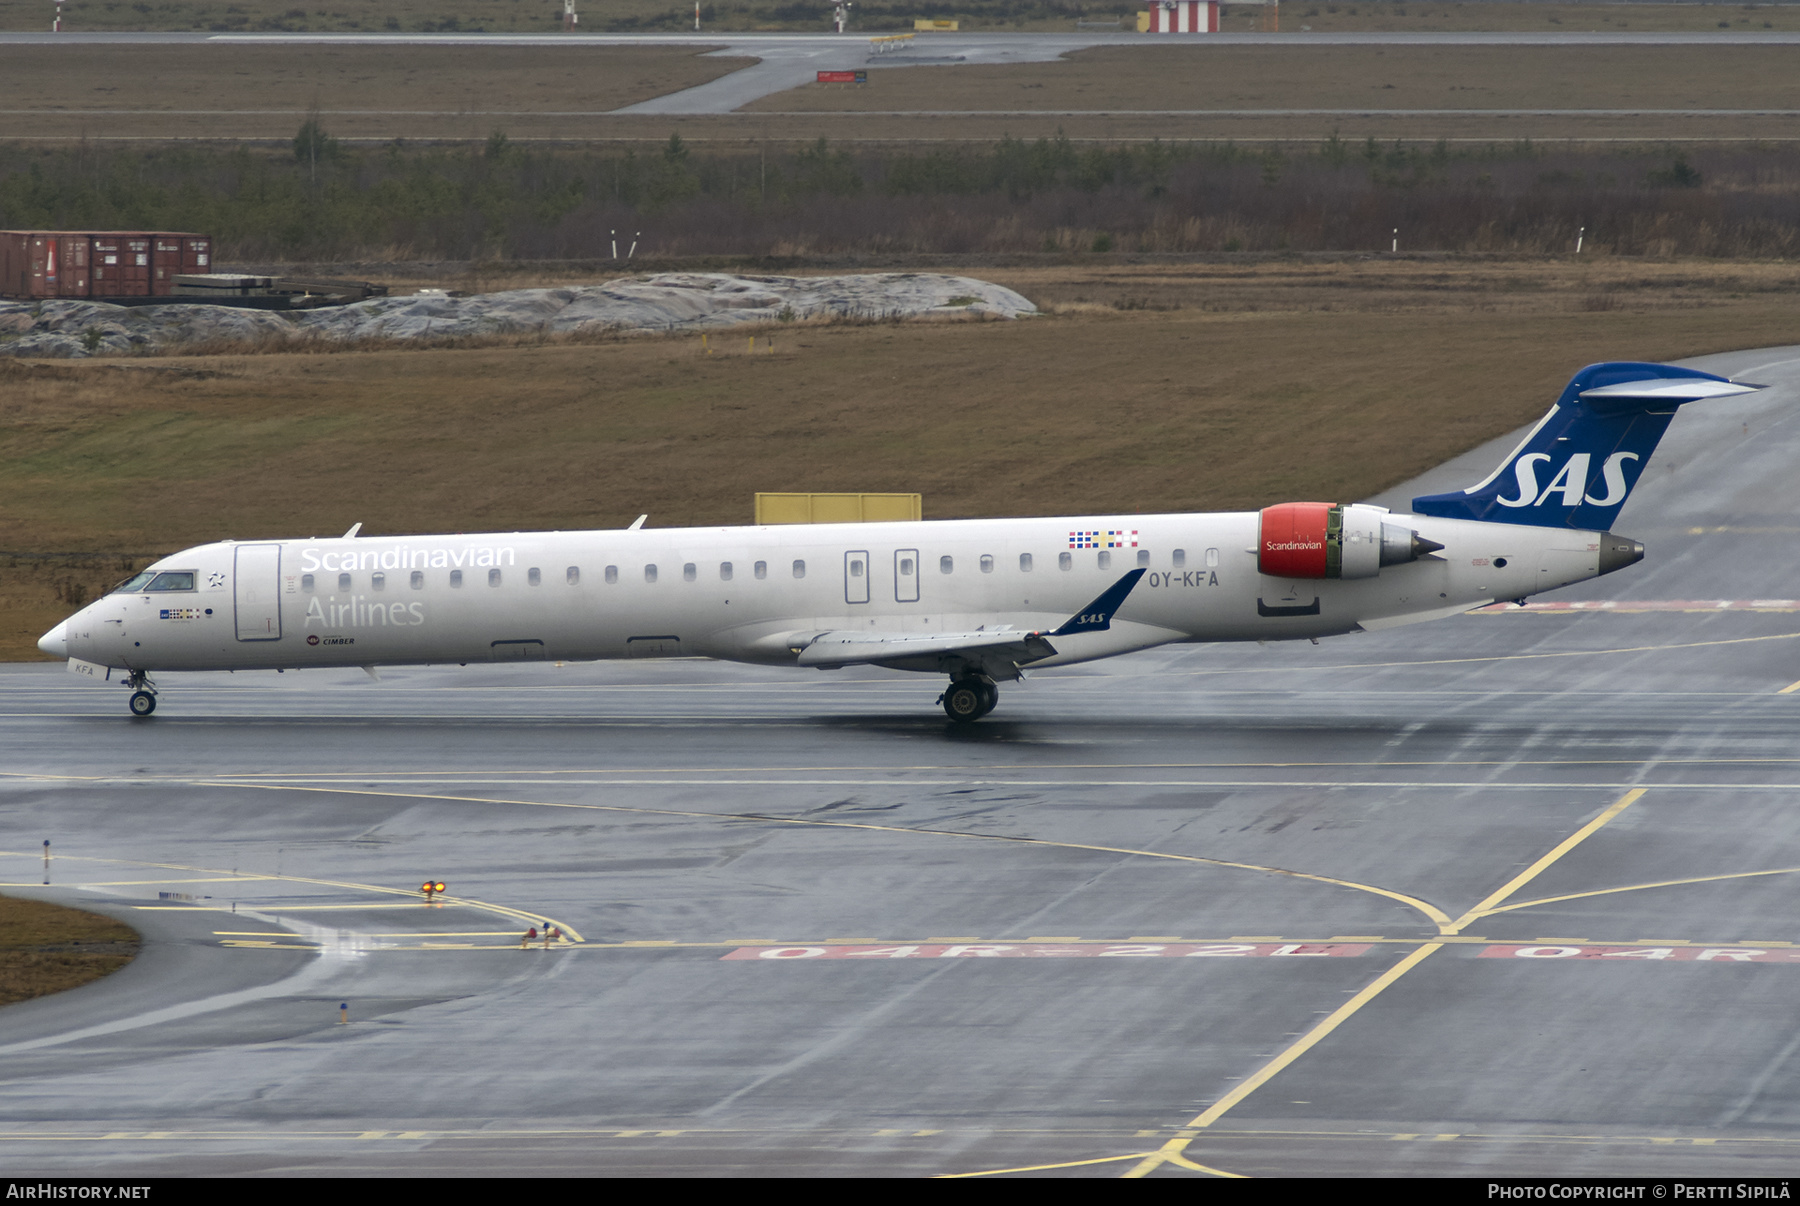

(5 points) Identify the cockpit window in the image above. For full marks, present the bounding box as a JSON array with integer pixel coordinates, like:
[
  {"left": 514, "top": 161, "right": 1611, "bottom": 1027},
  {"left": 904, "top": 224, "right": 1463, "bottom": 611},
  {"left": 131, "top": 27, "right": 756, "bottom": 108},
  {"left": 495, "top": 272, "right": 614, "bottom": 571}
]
[
  {"left": 142, "top": 571, "right": 196, "bottom": 592},
  {"left": 112, "top": 572, "right": 155, "bottom": 594}
]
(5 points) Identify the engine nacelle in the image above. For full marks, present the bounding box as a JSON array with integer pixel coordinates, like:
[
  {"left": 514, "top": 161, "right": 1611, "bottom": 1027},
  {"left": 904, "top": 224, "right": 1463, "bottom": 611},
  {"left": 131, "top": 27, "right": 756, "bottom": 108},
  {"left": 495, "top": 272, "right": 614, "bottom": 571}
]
[{"left": 1258, "top": 502, "right": 1443, "bottom": 580}]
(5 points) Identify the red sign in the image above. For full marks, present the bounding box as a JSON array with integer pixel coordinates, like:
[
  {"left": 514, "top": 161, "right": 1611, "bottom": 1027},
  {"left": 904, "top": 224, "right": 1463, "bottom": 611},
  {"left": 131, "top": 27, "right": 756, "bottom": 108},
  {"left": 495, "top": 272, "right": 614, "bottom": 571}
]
[{"left": 816, "top": 70, "right": 867, "bottom": 84}]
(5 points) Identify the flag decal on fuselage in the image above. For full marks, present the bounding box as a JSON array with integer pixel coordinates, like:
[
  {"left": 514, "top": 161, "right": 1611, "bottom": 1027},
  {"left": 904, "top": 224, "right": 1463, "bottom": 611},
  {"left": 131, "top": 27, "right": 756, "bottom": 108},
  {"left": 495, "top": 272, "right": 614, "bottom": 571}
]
[{"left": 1069, "top": 529, "right": 1138, "bottom": 549}]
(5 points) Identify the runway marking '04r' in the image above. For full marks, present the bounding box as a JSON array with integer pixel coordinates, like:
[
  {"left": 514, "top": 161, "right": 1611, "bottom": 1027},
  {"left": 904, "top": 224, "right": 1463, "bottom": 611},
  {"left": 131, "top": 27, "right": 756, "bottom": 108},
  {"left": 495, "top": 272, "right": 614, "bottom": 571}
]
[
  {"left": 1480, "top": 945, "right": 1800, "bottom": 963},
  {"left": 723, "top": 942, "right": 1373, "bottom": 961}
]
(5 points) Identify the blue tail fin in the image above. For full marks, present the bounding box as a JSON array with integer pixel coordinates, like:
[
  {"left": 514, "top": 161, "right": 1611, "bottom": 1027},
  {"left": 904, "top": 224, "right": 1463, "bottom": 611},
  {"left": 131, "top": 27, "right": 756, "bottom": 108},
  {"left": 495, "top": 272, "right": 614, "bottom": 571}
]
[{"left": 1412, "top": 362, "right": 1760, "bottom": 530}]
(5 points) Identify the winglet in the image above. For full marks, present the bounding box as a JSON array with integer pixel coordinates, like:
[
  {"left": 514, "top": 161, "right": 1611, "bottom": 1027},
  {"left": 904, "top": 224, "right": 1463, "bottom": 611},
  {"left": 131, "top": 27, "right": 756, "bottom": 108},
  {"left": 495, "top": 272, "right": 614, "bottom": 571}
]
[
  {"left": 343, "top": 522, "right": 362, "bottom": 539},
  {"left": 628, "top": 515, "right": 648, "bottom": 531},
  {"left": 1051, "top": 568, "right": 1147, "bottom": 636}
]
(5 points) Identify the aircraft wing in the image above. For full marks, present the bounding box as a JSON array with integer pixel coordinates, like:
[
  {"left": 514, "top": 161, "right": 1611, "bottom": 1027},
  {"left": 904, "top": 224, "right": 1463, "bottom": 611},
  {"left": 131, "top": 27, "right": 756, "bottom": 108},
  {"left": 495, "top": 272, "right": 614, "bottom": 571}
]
[
  {"left": 796, "top": 628, "right": 1058, "bottom": 670},
  {"left": 793, "top": 569, "right": 1147, "bottom": 677}
]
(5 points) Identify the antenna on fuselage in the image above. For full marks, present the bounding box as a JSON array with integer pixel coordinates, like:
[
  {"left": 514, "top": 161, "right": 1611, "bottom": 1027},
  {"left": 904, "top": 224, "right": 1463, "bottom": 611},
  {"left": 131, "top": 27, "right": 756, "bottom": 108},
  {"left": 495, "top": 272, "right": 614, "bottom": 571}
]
[
  {"left": 343, "top": 522, "right": 362, "bottom": 538},
  {"left": 627, "top": 515, "right": 647, "bottom": 530}
]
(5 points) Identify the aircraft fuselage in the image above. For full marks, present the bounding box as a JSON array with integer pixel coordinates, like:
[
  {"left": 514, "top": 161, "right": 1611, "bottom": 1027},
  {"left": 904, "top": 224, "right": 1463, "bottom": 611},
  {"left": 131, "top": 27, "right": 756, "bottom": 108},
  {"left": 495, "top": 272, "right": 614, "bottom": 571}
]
[{"left": 54, "top": 510, "right": 1608, "bottom": 676}]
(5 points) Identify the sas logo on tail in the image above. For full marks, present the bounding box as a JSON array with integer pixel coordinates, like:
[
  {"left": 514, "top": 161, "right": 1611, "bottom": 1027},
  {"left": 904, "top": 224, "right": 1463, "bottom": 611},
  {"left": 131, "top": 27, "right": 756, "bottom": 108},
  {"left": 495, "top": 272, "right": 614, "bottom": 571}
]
[{"left": 1497, "top": 452, "right": 1637, "bottom": 509}]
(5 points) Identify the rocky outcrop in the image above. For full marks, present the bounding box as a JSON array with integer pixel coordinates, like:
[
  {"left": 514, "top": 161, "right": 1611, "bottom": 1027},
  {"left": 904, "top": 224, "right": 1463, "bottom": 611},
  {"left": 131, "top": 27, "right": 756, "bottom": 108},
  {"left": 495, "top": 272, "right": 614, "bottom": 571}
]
[{"left": 0, "top": 272, "right": 1035, "bottom": 358}]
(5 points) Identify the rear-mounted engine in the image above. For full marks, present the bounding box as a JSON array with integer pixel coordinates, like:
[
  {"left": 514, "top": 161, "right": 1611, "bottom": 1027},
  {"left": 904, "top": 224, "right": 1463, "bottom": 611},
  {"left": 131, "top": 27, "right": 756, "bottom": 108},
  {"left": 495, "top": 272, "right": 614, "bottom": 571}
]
[{"left": 1259, "top": 502, "right": 1444, "bottom": 579}]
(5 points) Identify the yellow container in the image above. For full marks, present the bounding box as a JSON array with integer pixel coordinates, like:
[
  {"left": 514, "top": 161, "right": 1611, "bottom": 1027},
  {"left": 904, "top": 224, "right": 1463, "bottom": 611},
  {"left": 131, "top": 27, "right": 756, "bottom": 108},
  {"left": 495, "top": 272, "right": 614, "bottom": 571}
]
[
  {"left": 913, "top": 18, "right": 959, "bottom": 30},
  {"left": 1136, "top": 10, "right": 1150, "bottom": 30},
  {"left": 755, "top": 493, "right": 923, "bottom": 524}
]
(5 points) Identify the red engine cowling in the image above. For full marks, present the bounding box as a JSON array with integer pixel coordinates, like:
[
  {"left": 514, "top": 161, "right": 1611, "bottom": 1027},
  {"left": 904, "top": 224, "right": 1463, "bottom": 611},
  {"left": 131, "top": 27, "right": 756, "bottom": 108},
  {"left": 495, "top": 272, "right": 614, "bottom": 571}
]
[{"left": 1259, "top": 502, "right": 1332, "bottom": 579}]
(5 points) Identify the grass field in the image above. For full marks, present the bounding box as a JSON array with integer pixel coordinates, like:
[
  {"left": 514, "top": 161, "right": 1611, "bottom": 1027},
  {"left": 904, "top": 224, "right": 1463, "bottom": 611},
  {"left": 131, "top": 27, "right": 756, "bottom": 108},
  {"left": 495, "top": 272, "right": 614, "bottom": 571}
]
[
  {"left": 4, "top": 0, "right": 1796, "bottom": 34},
  {"left": 1, "top": 42, "right": 747, "bottom": 136},
  {"left": 8, "top": 40, "right": 1799, "bottom": 144},
  {"left": 0, "top": 894, "right": 139, "bottom": 1008},
  {"left": 5, "top": 257, "right": 1797, "bottom": 660},
  {"left": 751, "top": 44, "right": 1800, "bottom": 112}
]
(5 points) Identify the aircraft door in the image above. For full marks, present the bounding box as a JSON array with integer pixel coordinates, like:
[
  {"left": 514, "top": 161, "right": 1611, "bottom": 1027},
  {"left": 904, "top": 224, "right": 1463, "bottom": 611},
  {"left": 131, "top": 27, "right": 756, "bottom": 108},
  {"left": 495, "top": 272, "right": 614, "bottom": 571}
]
[
  {"left": 845, "top": 550, "right": 870, "bottom": 605},
  {"left": 894, "top": 549, "right": 919, "bottom": 603},
  {"left": 234, "top": 543, "right": 283, "bottom": 641}
]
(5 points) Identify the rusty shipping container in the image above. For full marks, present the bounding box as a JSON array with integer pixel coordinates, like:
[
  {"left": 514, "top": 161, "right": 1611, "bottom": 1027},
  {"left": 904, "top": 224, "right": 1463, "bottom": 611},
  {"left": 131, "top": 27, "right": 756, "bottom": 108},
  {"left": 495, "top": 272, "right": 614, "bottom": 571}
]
[{"left": 0, "top": 231, "right": 210, "bottom": 300}]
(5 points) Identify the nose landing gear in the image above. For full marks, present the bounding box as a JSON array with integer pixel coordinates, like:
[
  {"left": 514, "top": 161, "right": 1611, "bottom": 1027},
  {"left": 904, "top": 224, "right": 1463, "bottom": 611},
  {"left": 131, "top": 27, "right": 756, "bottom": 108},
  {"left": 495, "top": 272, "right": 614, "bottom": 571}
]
[
  {"left": 939, "top": 675, "right": 998, "bottom": 723},
  {"left": 125, "top": 671, "right": 157, "bottom": 717}
]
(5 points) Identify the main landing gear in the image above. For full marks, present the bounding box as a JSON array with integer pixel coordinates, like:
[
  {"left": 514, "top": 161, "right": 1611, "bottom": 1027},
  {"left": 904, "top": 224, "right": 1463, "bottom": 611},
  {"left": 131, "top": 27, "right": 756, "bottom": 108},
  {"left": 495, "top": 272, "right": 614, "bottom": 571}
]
[
  {"left": 125, "top": 671, "right": 157, "bottom": 717},
  {"left": 939, "top": 674, "right": 998, "bottom": 723}
]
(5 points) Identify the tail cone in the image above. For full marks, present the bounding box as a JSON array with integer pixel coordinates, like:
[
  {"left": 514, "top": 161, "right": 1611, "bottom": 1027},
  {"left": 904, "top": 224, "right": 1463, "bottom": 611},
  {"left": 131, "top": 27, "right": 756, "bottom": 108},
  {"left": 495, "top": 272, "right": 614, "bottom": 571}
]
[{"left": 1597, "top": 533, "right": 1645, "bottom": 576}]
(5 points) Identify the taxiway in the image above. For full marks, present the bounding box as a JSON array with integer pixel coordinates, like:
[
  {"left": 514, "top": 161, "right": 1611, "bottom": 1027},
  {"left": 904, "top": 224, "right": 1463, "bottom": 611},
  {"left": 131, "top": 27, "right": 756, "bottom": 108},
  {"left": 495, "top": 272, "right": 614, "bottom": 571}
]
[{"left": 1, "top": 345, "right": 1799, "bottom": 1176}]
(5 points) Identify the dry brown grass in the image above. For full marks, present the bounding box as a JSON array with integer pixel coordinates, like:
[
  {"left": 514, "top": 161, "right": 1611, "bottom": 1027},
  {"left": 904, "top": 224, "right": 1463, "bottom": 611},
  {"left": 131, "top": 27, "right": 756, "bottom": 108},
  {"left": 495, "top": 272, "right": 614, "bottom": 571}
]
[
  {"left": 1249, "top": 2, "right": 1800, "bottom": 34},
  {"left": 12, "top": 40, "right": 1797, "bottom": 144},
  {"left": 0, "top": 893, "right": 139, "bottom": 1008},
  {"left": 0, "top": 43, "right": 749, "bottom": 141},
  {"left": 753, "top": 44, "right": 1800, "bottom": 113},
  {"left": 6, "top": 257, "right": 1799, "bottom": 660}
]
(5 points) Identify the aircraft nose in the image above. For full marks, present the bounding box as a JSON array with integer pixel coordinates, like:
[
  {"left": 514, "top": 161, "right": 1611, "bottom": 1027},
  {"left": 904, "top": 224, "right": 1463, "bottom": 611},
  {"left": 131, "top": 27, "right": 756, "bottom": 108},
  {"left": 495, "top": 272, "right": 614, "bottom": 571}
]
[{"left": 37, "top": 621, "right": 68, "bottom": 659}]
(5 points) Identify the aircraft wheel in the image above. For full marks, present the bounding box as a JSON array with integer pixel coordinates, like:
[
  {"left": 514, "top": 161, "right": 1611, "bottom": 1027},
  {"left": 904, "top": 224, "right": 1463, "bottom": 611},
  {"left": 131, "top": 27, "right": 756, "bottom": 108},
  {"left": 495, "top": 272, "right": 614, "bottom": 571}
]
[
  {"left": 128, "top": 690, "right": 157, "bottom": 717},
  {"left": 974, "top": 678, "right": 999, "bottom": 718},
  {"left": 942, "top": 680, "right": 985, "bottom": 723}
]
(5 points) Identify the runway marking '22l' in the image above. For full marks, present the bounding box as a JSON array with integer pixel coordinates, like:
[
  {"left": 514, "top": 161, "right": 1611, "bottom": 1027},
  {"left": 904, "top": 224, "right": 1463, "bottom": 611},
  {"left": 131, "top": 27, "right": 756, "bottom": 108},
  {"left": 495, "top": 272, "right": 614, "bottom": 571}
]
[{"left": 723, "top": 942, "right": 1372, "bottom": 960}]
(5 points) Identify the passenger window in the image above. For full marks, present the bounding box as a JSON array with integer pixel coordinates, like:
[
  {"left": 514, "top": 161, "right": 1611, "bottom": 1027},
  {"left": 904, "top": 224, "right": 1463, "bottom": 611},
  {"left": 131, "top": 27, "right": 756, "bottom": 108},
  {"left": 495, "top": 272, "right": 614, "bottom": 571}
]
[
  {"left": 754, "top": 561, "right": 768, "bottom": 580},
  {"left": 849, "top": 559, "right": 864, "bottom": 577},
  {"left": 301, "top": 573, "right": 315, "bottom": 593},
  {"left": 1137, "top": 549, "right": 1150, "bottom": 567},
  {"left": 940, "top": 555, "right": 954, "bottom": 574},
  {"left": 1098, "top": 551, "right": 1112, "bottom": 570},
  {"left": 1019, "top": 553, "right": 1033, "bottom": 572},
  {"left": 605, "top": 565, "right": 618, "bottom": 584},
  {"left": 792, "top": 560, "right": 806, "bottom": 579},
  {"left": 488, "top": 568, "right": 502, "bottom": 587},
  {"left": 720, "top": 562, "right": 733, "bottom": 581},
  {"left": 143, "top": 571, "right": 196, "bottom": 592},
  {"left": 450, "top": 570, "right": 463, "bottom": 588},
  {"left": 371, "top": 572, "right": 386, "bottom": 591},
  {"left": 645, "top": 564, "right": 658, "bottom": 583},
  {"left": 683, "top": 563, "right": 697, "bottom": 582},
  {"left": 1173, "top": 549, "right": 1186, "bottom": 568},
  {"left": 410, "top": 570, "right": 424, "bottom": 590},
  {"left": 979, "top": 555, "right": 994, "bottom": 574},
  {"left": 338, "top": 572, "right": 352, "bottom": 592},
  {"left": 567, "top": 566, "right": 580, "bottom": 585},
  {"left": 899, "top": 557, "right": 914, "bottom": 576},
  {"left": 528, "top": 567, "right": 542, "bottom": 586},
  {"left": 1058, "top": 552, "right": 1072, "bottom": 571},
  {"left": 1206, "top": 548, "right": 1220, "bottom": 568}
]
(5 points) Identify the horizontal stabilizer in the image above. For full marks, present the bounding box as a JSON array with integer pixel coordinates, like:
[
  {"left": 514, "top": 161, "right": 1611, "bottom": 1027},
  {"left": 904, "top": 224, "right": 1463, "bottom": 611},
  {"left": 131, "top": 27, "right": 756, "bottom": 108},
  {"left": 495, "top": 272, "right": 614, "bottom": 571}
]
[{"left": 1577, "top": 377, "right": 1763, "bottom": 413}]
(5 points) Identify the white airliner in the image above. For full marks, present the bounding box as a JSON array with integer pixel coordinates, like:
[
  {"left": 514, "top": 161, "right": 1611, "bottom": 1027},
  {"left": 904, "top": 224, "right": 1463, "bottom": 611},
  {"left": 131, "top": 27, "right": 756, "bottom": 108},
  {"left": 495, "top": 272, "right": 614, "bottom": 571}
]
[{"left": 38, "top": 362, "right": 1759, "bottom": 721}]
